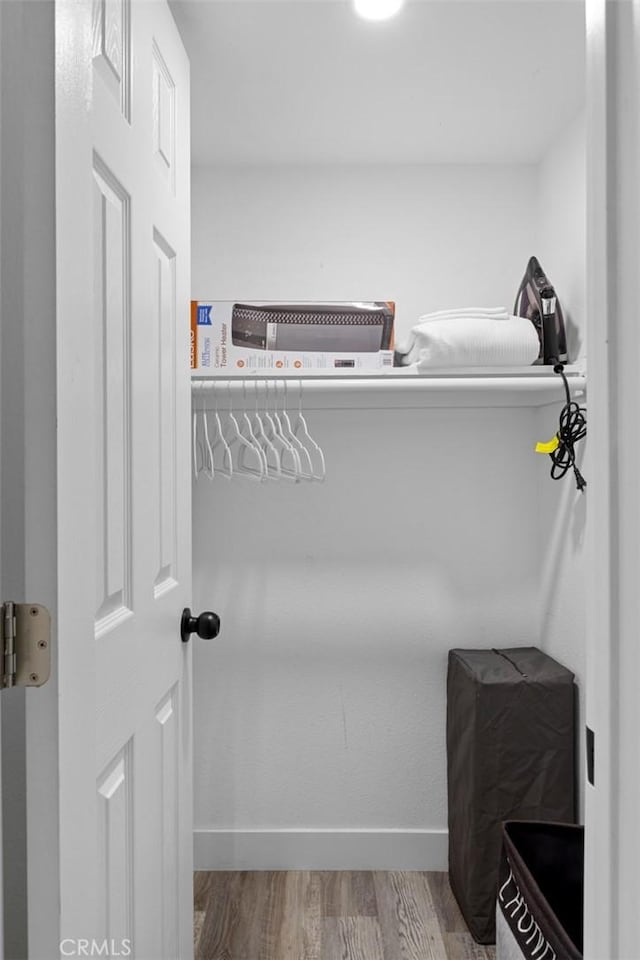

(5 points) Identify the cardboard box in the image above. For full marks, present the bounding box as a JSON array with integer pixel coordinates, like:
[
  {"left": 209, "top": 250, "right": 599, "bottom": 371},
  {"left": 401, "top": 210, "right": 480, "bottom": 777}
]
[{"left": 190, "top": 301, "right": 395, "bottom": 375}]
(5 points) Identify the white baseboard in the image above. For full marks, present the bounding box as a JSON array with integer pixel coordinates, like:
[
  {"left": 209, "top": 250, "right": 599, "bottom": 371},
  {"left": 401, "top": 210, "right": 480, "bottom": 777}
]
[{"left": 193, "top": 829, "right": 448, "bottom": 872}]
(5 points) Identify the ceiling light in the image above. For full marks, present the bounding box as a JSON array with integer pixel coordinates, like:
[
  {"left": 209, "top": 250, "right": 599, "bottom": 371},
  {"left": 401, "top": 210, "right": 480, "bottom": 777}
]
[{"left": 353, "top": 0, "right": 405, "bottom": 22}]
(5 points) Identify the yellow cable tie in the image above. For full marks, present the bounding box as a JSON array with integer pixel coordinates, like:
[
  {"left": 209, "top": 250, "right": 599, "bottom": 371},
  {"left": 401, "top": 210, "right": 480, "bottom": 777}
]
[{"left": 535, "top": 435, "right": 560, "bottom": 454}]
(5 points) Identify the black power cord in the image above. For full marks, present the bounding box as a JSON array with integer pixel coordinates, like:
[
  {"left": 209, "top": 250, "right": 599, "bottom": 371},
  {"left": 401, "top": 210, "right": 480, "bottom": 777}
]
[{"left": 549, "top": 363, "right": 587, "bottom": 492}]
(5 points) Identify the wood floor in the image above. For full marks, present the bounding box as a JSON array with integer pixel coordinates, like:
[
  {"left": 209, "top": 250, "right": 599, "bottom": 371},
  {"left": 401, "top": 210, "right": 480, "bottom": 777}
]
[{"left": 194, "top": 871, "right": 497, "bottom": 960}]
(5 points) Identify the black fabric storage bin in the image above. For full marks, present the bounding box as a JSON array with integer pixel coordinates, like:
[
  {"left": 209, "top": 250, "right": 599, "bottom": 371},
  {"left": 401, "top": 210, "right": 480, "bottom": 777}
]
[
  {"left": 496, "top": 821, "right": 584, "bottom": 960},
  {"left": 446, "top": 647, "right": 576, "bottom": 944}
]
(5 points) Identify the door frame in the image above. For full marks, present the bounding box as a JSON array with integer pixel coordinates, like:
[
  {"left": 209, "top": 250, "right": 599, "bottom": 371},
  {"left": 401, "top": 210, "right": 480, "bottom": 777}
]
[
  {"left": 0, "top": 2, "right": 59, "bottom": 958},
  {"left": 584, "top": 2, "right": 640, "bottom": 958},
  {"left": 584, "top": 0, "right": 613, "bottom": 953}
]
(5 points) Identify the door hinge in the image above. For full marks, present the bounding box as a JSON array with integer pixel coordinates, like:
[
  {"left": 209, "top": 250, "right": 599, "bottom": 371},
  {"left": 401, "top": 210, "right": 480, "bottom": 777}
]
[{"left": 1, "top": 602, "right": 51, "bottom": 689}]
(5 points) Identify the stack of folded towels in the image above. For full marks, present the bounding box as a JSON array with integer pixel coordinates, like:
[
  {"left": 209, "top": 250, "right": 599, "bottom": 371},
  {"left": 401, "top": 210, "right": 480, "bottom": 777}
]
[{"left": 395, "top": 307, "right": 540, "bottom": 369}]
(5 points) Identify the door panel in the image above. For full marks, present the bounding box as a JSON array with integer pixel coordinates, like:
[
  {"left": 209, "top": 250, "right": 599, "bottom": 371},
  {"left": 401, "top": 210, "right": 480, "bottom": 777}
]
[
  {"left": 92, "top": 157, "right": 132, "bottom": 632},
  {"left": 152, "top": 44, "right": 176, "bottom": 190},
  {"left": 153, "top": 228, "right": 178, "bottom": 596},
  {"left": 92, "top": 0, "right": 131, "bottom": 120},
  {"left": 56, "top": 1, "right": 191, "bottom": 956},
  {"left": 96, "top": 747, "right": 134, "bottom": 948},
  {"left": 155, "top": 686, "right": 181, "bottom": 958}
]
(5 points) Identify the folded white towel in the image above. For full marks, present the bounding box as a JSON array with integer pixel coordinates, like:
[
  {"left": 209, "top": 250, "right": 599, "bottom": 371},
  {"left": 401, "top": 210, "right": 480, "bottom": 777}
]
[
  {"left": 400, "top": 315, "right": 539, "bottom": 368},
  {"left": 416, "top": 306, "right": 509, "bottom": 323},
  {"left": 397, "top": 308, "right": 510, "bottom": 356}
]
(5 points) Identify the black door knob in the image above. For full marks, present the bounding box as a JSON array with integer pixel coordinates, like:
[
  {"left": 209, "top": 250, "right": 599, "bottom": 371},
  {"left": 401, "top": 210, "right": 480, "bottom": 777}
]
[{"left": 181, "top": 608, "right": 221, "bottom": 643}]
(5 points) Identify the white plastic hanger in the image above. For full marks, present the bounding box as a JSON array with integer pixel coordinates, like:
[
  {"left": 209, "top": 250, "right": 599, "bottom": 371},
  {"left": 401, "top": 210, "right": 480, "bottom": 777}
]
[
  {"left": 223, "top": 381, "right": 265, "bottom": 480},
  {"left": 273, "top": 381, "right": 303, "bottom": 478},
  {"left": 279, "top": 380, "right": 314, "bottom": 480},
  {"left": 238, "top": 381, "right": 268, "bottom": 478},
  {"left": 293, "top": 379, "right": 326, "bottom": 482},
  {"left": 192, "top": 383, "right": 212, "bottom": 479},
  {"left": 210, "top": 381, "right": 233, "bottom": 480},
  {"left": 251, "top": 380, "right": 281, "bottom": 479},
  {"left": 263, "top": 380, "right": 300, "bottom": 481},
  {"left": 199, "top": 386, "right": 216, "bottom": 480},
  {"left": 192, "top": 390, "right": 202, "bottom": 479}
]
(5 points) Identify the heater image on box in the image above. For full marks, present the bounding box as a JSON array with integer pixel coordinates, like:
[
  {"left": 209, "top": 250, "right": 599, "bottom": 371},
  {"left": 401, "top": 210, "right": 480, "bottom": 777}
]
[{"left": 231, "top": 302, "right": 395, "bottom": 353}]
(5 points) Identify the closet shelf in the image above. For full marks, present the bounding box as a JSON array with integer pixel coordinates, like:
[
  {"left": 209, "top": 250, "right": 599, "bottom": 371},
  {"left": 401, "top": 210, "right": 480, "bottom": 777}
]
[{"left": 190, "top": 364, "right": 586, "bottom": 410}]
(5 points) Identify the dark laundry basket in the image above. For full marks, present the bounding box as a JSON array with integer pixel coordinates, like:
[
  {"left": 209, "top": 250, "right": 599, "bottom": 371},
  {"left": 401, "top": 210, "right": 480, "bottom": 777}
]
[
  {"left": 446, "top": 647, "right": 576, "bottom": 944},
  {"left": 497, "top": 821, "right": 584, "bottom": 960}
]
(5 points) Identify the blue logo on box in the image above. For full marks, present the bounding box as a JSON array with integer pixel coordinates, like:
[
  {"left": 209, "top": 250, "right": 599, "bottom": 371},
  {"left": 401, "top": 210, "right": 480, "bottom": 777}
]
[{"left": 197, "top": 305, "right": 212, "bottom": 325}]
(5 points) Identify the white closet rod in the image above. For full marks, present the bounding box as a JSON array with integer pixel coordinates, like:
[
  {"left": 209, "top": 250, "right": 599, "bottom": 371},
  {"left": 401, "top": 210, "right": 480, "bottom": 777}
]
[{"left": 191, "top": 371, "right": 587, "bottom": 396}]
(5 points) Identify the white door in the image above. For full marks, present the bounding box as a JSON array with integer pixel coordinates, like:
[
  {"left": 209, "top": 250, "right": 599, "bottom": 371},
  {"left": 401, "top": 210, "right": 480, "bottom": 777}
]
[{"left": 54, "top": 1, "right": 192, "bottom": 956}]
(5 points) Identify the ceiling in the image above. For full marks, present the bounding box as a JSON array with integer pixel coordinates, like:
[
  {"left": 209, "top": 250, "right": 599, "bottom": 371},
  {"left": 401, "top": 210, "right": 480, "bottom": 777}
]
[{"left": 170, "top": 0, "right": 585, "bottom": 165}]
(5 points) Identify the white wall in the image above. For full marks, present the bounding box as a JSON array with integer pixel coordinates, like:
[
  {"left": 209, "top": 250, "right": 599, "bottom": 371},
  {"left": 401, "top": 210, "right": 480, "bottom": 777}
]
[
  {"left": 192, "top": 403, "right": 543, "bottom": 867},
  {"left": 191, "top": 162, "right": 551, "bottom": 868},
  {"left": 535, "top": 111, "right": 587, "bottom": 816},
  {"left": 536, "top": 110, "right": 587, "bottom": 362},
  {"left": 535, "top": 426, "right": 586, "bottom": 814},
  {"left": 192, "top": 163, "right": 537, "bottom": 339}
]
